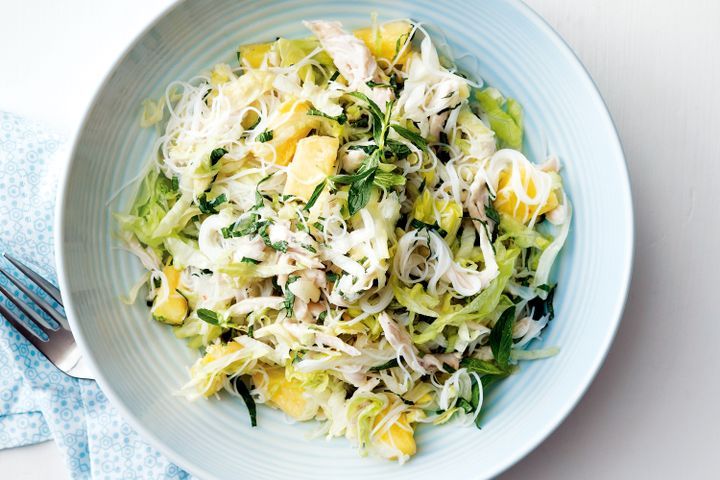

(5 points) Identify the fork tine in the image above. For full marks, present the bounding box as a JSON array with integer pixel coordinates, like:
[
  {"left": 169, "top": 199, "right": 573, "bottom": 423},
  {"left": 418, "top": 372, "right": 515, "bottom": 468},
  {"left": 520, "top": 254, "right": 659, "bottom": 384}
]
[
  {"left": 0, "top": 302, "right": 49, "bottom": 352},
  {"left": 3, "top": 254, "right": 63, "bottom": 307},
  {"left": 0, "top": 283, "right": 58, "bottom": 333},
  {"left": 0, "top": 268, "right": 66, "bottom": 329}
]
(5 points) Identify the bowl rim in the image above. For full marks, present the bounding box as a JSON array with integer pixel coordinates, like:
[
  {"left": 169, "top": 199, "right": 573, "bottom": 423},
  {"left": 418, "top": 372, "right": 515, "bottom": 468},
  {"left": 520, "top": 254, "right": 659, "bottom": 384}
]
[{"left": 54, "top": 0, "right": 635, "bottom": 478}]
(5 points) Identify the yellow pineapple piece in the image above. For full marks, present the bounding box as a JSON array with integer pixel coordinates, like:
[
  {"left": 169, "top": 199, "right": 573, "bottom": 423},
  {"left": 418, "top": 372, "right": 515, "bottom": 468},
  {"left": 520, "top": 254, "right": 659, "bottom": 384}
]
[
  {"left": 220, "top": 70, "right": 275, "bottom": 110},
  {"left": 237, "top": 42, "right": 273, "bottom": 69},
  {"left": 494, "top": 168, "right": 558, "bottom": 224},
  {"left": 152, "top": 266, "right": 188, "bottom": 325},
  {"left": 354, "top": 21, "right": 413, "bottom": 65},
  {"left": 252, "top": 367, "right": 313, "bottom": 420},
  {"left": 374, "top": 407, "right": 417, "bottom": 458},
  {"left": 252, "top": 100, "right": 318, "bottom": 166},
  {"left": 283, "top": 136, "right": 338, "bottom": 201},
  {"left": 191, "top": 342, "right": 243, "bottom": 397}
]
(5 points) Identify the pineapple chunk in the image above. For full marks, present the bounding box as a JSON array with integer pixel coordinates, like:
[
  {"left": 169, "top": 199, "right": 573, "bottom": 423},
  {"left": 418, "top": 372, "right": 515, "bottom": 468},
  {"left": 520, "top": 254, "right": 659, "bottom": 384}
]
[
  {"left": 152, "top": 266, "right": 188, "bottom": 325},
  {"left": 374, "top": 407, "right": 417, "bottom": 458},
  {"left": 495, "top": 168, "right": 559, "bottom": 224},
  {"left": 252, "top": 367, "right": 315, "bottom": 420},
  {"left": 221, "top": 70, "right": 275, "bottom": 110},
  {"left": 237, "top": 42, "right": 273, "bottom": 69},
  {"left": 283, "top": 136, "right": 339, "bottom": 201},
  {"left": 191, "top": 342, "right": 243, "bottom": 397},
  {"left": 354, "top": 21, "right": 413, "bottom": 65},
  {"left": 251, "top": 100, "right": 318, "bottom": 166},
  {"left": 209, "top": 63, "right": 235, "bottom": 86}
]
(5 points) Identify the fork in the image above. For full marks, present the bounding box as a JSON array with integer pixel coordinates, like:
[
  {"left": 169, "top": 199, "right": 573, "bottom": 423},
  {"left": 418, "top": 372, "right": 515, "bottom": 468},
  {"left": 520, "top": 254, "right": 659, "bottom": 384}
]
[{"left": 0, "top": 253, "right": 93, "bottom": 380}]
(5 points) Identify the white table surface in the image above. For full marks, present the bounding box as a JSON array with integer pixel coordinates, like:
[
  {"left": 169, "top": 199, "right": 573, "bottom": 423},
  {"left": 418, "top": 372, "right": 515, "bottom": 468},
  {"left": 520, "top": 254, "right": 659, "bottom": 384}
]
[{"left": 1, "top": 0, "right": 718, "bottom": 478}]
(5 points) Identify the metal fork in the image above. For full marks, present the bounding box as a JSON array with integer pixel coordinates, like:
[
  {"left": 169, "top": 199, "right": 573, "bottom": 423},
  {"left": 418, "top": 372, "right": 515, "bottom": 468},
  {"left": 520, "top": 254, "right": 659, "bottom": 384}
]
[{"left": 0, "top": 253, "right": 93, "bottom": 380}]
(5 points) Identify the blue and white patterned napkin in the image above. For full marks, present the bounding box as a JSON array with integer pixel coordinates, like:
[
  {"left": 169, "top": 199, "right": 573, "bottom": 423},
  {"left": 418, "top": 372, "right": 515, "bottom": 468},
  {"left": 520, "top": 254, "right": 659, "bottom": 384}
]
[{"left": 0, "top": 111, "right": 191, "bottom": 479}]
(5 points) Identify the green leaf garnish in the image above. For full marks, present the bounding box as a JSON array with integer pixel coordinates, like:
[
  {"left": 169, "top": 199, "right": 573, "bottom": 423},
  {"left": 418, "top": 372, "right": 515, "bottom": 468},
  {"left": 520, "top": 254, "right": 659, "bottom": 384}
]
[
  {"left": 197, "top": 308, "right": 220, "bottom": 325},
  {"left": 210, "top": 148, "right": 227, "bottom": 166},
  {"left": 384, "top": 139, "right": 411, "bottom": 159},
  {"left": 307, "top": 107, "right": 347, "bottom": 125},
  {"left": 369, "top": 358, "right": 399, "bottom": 372},
  {"left": 231, "top": 377, "right": 257, "bottom": 427},
  {"left": 460, "top": 357, "right": 507, "bottom": 376},
  {"left": 488, "top": 305, "right": 516, "bottom": 368},
  {"left": 373, "top": 171, "right": 406, "bottom": 188},
  {"left": 390, "top": 124, "right": 428, "bottom": 151},
  {"left": 256, "top": 130, "right": 273, "bottom": 142},
  {"left": 528, "top": 284, "right": 556, "bottom": 320},
  {"left": 197, "top": 193, "right": 227, "bottom": 214},
  {"left": 366, "top": 80, "right": 391, "bottom": 89},
  {"left": 239, "top": 257, "right": 261, "bottom": 264},
  {"left": 410, "top": 218, "right": 447, "bottom": 236},
  {"left": 258, "top": 222, "right": 288, "bottom": 252},
  {"left": 303, "top": 179, "right": 326, "bottom": 211},
  {"left": 284, "top": 275, "right": 299, "bottom": 316}
]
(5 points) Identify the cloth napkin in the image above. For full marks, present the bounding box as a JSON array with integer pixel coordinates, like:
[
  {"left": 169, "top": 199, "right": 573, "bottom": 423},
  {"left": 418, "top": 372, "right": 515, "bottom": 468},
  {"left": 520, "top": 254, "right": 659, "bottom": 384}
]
[{"left": 0, "top": 111, "right": 192, "bottom": 479}]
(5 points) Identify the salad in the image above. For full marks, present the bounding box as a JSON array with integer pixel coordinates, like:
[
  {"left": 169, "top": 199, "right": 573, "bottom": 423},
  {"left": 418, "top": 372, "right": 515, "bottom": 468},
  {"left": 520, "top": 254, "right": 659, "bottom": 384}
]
[{"left": 119, "top": 18, "right": 571, "bottom": 463}]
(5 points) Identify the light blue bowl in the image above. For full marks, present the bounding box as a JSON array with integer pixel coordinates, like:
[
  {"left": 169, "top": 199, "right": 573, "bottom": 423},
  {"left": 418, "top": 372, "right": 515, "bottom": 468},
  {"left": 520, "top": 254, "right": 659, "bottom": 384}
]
[{"left": 55, "top": 0, "right": 633, "bottom": 478}]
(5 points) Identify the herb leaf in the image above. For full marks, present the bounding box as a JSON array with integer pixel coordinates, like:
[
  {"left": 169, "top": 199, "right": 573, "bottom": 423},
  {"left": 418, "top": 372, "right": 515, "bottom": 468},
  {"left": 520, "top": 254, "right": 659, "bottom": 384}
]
[
  {"left": 307, "top": 107, "right": 347, "bottom": 125},
  {"left": 331, "top": 149, "right": 380, "bottom": 215},
  {"left": 460, "top": 357, "right": 507, "bottom": 376},
  {"left": 303, "top": 179, "right": 326, "bottom": 211},
  {"left": 369, "top": 358, "right": 399, "bottom": 372},
  {"left": 258, "top": 223, "right": 288, "bottom": 252},
  {"left": 197, "top": 193, "right": 227, "bottom": 214},
  {"left": 373, "top": 171, "right": 406, "bottom": 188},
  {"left": 488, "top": 305, "right": 516, "bottom": 368},
  {"left": 385, "top": 139, "right": 411, "bottom": 159},
  {"left": 347, "top": 92, "right": 391, "bottom": 147},
  {"left": 256, "top": 130, "right": 273, "bottom": 142},
  {"left": 197, "top": 308, "right": 220, "bottom": 325},
  {"left": 390, "top": 124, "right": 428, "bottom": 151},
  {"left": 231, "top": 377, "right": 257, "bottom": 427},
  {"left": 240, "top": 257, "right": 261, "bottom": 264},
  {"left": 348, "top": 144, "right": 378, "bottom": 155},
  {"left": 366, "top": 80, "right": 391, "bottom": 89},
  {"left": 485, "top": 197, "right": 501, "bottom": 228},
  {"left": 210, "top": 148, "right": 227, "bottom": 166},
  {"left": 284, "top": 275, "right": 299, "bottom": 316},
  {"left": 456, "top": 398, "right": 474, "bottom": 414},
  {"left": 347, "top": 92, "right": 383, "bottom": 127},
  {"left": 222, "top": 214, "right": 259, "bottom": 238},
  {"left": 528, "top": 285, "right": 556, "bottom": 320},
  {"left": 347, "top": 169, "right": 376, "bottom": 215},
  {"left": 410, "top": 218, "right": 447, "bottom": 236}
]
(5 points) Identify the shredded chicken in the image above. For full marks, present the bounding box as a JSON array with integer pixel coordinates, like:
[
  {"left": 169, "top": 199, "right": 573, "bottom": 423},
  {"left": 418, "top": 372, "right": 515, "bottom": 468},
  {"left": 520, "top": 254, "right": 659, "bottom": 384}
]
[
  {"left": 304, "top": 20, "right": 378, "bottom": 90},
  {"left": 377, "top": 313, "right": 426, "bottom": 375}
]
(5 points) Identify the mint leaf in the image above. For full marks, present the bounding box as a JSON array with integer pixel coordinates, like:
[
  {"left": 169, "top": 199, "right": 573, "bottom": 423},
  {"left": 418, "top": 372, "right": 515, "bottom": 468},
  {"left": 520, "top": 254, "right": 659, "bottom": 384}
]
[
  {"left": 307, "top": 107, "right": 347, "bottom": 125},
  {"left": 390, "top": 124, "right": 428, "bottom": 151},
  {"left": 256, "top": 130, "right": 273, "bottom": 142},
  {"left": 210, "top": 148, "right": 227, "bottom": 166},
  {"left": 197, "top": 308, "right": 220, "bottom": 325},
  {"left": 369, "top": 358, "right": 398, "bottom": 372},
  {"left": 303, "top": 179, "right": 326, "bottom": 211},
  {"left": 488, "top": 305, "right": 516, "bottom": 368},
  {"left": 460, "top": 357, "right": 507, "bottom": 376},
  {"left": 197, "top": 193, "right": 227, "bottom": 214},
  {"left": 231, "top": 377, "right": 257, "bottom": 427}
]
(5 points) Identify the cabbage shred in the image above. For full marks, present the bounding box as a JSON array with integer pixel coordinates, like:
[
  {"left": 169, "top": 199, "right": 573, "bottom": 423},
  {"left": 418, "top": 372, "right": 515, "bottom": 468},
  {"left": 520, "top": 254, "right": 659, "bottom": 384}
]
[{"left": 121, "top": 18, "right": 571, "bottom": 463}]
